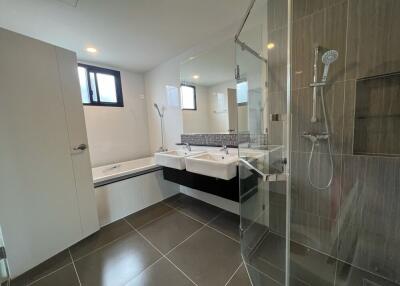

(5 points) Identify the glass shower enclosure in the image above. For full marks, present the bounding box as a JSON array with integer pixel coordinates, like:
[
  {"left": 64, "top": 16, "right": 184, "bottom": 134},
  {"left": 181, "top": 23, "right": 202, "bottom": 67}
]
[
  {"left": 237, "top": 0, "right": 400, "bottom": 285},
  {"left": 236, "top": 0, "right": 290, "bottom": 285}
]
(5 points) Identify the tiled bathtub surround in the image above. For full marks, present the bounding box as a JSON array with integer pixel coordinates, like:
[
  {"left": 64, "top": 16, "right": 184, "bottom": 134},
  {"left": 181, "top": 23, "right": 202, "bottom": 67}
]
[
  {"left": 180, "top": 133, "right": 251, "bottom": 147},
  {"left": 268, "top": 0, "right": 400, "bottom": 285}
]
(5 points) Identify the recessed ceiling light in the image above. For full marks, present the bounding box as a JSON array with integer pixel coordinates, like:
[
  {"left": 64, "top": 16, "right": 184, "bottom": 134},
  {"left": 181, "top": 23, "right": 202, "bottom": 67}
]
[
  {"left": 267, "top": 43, "right": 275, "bottom": 50},
  {"left": 193, "top": 75, "right": 200, "bottom": 79},
  {"left": 86, "top": 47, "right": 97, "bottom": 54},
  {"left": 189, "top": 56, "right": 196, "bottom": 60}
]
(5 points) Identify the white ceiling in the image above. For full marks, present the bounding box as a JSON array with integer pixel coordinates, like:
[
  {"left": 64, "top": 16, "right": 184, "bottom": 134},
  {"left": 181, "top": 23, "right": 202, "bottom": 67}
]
[{"left": 0, "top": 0, "right": 248, "bottom": 72}]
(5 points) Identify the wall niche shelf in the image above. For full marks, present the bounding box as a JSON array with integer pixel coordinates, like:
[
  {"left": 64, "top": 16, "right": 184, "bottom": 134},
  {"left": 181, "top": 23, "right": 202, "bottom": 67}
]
[{"left": 353, "top": 71, "right": 400, "bottom": 157}]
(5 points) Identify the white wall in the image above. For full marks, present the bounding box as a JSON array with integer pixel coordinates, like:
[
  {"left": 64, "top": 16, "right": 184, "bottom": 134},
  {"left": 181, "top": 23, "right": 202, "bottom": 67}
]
[
  {"left": 208, "top": 80, "right": 236, "bottom": 133},
  {"left": 182, "top": 84, "right": 210, "bottom": 133},
  {"left": 82, "top": 63, "right": 150, "bottom": 167}
]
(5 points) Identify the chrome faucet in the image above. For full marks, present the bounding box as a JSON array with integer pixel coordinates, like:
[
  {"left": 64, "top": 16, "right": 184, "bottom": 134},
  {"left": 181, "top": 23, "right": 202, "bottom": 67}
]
[
  {"left": 184, "top": 143, "right": 191, "bottom": 152},
  {"left": 220, "top": 145, "right": 229, "bottom": 155}
]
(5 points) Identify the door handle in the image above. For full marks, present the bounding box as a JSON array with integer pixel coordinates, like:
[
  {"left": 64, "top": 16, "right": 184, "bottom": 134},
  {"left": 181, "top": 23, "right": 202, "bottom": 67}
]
[
  {"left": 72, "top": 143, "right": 87, "bottom": 152},
  {"left": 239, "top": 158, "right": 287, "bottom": 182}
]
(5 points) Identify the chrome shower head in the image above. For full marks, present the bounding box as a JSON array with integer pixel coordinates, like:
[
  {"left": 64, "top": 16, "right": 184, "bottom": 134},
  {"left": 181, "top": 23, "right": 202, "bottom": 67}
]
[
  {"left": 153, "top": 103, "right": 163, "bottom": 118},
  {"left": 321, "top": 50, "right": 339, "bottom": 82}
]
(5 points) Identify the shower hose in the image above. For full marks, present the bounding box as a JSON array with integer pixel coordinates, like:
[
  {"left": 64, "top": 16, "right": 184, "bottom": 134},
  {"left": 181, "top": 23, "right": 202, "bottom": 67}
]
[{"left": 307, "top": 86, "right": 334, "bottom": 190}]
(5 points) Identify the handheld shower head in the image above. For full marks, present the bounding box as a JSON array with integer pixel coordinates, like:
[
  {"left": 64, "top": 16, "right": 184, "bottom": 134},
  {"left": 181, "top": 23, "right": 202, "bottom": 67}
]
[
  {"left": 321, "top": 50, "right": 338, "bottom": 82},
  {"left": 153, "top": 103, "right": 163, "bottom": 118}
]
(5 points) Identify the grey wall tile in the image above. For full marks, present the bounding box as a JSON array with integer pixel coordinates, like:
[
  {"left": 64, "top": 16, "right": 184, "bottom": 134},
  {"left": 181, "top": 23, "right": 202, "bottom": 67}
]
[
  {"left": 293, "top": 1, "right": 348, "bottom": 89},
  {"left": 339, "top": 155, "right": 400, "bottom": 282},
  {"left": 346, "top": 0, "right": 400, "bottom": 80},
  {"left": 290, "top": 151, "right": 341, "bottom": 255},
  {"left": 336, "top": 261, "right": 400, "bottom": 286},
  {"left": 268, "top": 27, "right": 288, "bottom": 94},
  {"left": 291, "top": 152, "right": 341, "bottom": 219},
  {"left": 342, "top": 80, "right": 356, "bottom": 154},
  {"left": 293, "top": 0, "right": 346, "bottom": 21},
  {"left": 353, "top": 75, "right": 400, "bottom": 156},
  {"left": 293, "top": 82, "right": 345, "bottom": 155}
]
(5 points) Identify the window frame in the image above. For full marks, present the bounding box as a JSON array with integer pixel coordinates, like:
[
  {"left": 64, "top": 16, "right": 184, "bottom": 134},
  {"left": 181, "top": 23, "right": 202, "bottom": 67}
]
[
  {"left": 78, "top": 63, "right": 124, "bottom": 107},
  {"left": 180, "top": 83, "right": 197, "bottom": 111}
]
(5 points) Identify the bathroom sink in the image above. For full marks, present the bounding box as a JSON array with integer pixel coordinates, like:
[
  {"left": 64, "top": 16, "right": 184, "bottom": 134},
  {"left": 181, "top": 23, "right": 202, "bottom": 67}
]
[
  {"left": 155, "top": 149, "right": 205, "bottom": 170},
  {"left": 185, "top": 152, "right": 238, "bottom": 180}
]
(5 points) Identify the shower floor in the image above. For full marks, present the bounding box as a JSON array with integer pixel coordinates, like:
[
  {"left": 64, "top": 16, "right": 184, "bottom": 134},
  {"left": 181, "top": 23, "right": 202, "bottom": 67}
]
[
  {"left": 7, "top": 194, "right": 250, "bottom": 286},
  {"left": 247, "top": 232, "right": 400, "bottom": 286}
]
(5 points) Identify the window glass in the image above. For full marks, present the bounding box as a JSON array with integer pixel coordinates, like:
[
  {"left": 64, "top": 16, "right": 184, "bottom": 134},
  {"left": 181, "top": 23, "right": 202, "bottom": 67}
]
[
  {"left": 237, "top": 81, "right": 248, "bottom": 104},
  {"left": 97, "top": 73, "right": 117, "bottom": 103},
  {"left": 89, "top": 72, "right": 98, "bottom": 102},
  {"left": 78, "top": 67, "right": 90, "bottom": 104},
  {"left": 77, "top": 64, "right": 123, "bottom": 107},
  {"left": 180, "top": 85, "right": 196, "bottom": 110}
]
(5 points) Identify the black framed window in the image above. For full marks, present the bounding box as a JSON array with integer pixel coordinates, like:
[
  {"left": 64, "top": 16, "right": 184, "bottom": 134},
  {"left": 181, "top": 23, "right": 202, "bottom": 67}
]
[
  {"left": 77, "top": 64, "right": 123, "bottom": 107},
  {"left": 180, "top": 84, "right": 196, "bottom": 110}
]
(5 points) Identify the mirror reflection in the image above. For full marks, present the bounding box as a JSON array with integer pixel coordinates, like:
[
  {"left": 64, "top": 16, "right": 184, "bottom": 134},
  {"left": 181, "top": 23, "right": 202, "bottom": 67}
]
[{"left": 180, "top": 39, "right": 248, "bottom": 134}]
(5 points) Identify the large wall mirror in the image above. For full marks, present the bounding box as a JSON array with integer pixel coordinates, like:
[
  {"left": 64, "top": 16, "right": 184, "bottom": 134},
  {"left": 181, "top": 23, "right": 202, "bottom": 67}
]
[{"left": 180, "top": 39, "right": 248, "bottom": 134}]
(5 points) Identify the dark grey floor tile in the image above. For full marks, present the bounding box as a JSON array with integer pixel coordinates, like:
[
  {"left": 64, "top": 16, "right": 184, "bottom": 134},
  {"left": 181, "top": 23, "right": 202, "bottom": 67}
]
[
  {"left": 69, "top": 219, "right": 132, "bottom": 261},
  {"left": 138, "top": 210, "right": 203, "bottom": 254},
  {"left": 247, "top": 265, "right": 282, "bottom": 286},
  {"left": 208, "top": 211, "right": 240, "bottom": 241},
  {"left": 249, "top": 233, "right": 286, "bottom": 284},
  {"left": 124, "top": 258, "right": 193, "bottom": 286},
  {"left": 75, "top": 231, "right": 161, "bottom": 286},
  {"left": 290, "top": 242, "right": 337, "bottom": 286},
  {"left": 29, "top": 265, "right": 79, "bottom": 286},
  {"left": 125, "top": 202, "right": 173, "bottom": 229},
  {"left": 226, "top": 264, "right": 252, "bottom": 286},
  {"left": 335, "top": 261, "right": 400, "bottom": 286},
  {"left": 172, "top": 195, "right": 223, "bottom": 224},
  {"left": 10, "top": 250, "right": 71, "bottom": 286},
  {"left": 162, "top": 194, "right": 184, "bottom": 208},
  {"left": 167, "top": 227, "right": 241, "bottom": 286}
]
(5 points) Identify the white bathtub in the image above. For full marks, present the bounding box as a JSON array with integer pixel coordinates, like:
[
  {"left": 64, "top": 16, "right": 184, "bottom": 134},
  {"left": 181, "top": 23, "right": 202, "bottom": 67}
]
[
  {"left": 92, "top": 156, "right": 161, "bottom": 187},
  {"left": 93, "top": 157, "right": 179, "bottom": 226}
]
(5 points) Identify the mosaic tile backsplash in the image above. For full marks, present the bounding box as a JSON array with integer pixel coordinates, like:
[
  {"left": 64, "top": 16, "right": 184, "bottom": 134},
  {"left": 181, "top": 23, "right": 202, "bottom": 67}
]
[{"left": 180, "top": 133, "right": 250, "bottom": 147}]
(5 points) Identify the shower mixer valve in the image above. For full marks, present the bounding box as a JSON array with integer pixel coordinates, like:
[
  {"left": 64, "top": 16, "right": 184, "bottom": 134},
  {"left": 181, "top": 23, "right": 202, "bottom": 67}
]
[{"left": 302, "top": 132, "right": 329, "bottom": 145}]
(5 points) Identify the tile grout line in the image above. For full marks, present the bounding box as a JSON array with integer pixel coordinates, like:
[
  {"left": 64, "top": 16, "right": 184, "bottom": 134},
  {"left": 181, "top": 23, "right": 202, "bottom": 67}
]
[
  {"left": 163, "top": 256, "right": 197, "bottom": 286},
  {"left": 204, "top": 225, "right": 240, "bottom": 244},
  {"left": 224, "top": 262, "right": 243, "bottom": 286},
  {"left": 124, "top": 218, "right": 198, "bottom": 286},
  {"left": 164, "top": 199, "right": 240, "bottom": 243},
  {"left": 121, "top": 256, "right": 165, "bottom": 286},
  {"left": 73, "top": 229, "right": 136, "bottom": 263},
  {"left": 25, "top": 263, "right": 73, "bottom": 286},
  {"left": 241, "top": 258, "right": 254, "bottom": 286},
  {"left": 134, "top": 207, "right": 176, "bottom": 231},
  {"left": 68, "top": 249, "right": 82, "bottom": 286}
]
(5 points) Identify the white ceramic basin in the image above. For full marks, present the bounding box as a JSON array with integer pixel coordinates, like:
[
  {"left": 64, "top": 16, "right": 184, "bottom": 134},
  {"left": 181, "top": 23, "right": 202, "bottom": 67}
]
[
  {"left": 155, "top": 149, "right": 205, "bottom": 170},
  {"left": 185, "top": 152, "right": 239, "bottom": 180}
]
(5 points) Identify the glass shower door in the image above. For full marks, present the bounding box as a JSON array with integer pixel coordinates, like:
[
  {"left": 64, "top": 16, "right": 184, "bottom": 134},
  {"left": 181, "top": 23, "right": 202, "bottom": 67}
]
[{"left": 236, "top": 0, "right": 290, "bottom": 284}]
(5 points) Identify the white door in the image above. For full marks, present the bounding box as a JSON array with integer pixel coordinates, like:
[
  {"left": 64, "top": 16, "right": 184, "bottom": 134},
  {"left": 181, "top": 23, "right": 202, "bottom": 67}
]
[
  {"left": 55, "top": 48, "right": 99, "bottom": 237},
  {"left": 0, "top": 28, "right": 97, "bottom": 278}
]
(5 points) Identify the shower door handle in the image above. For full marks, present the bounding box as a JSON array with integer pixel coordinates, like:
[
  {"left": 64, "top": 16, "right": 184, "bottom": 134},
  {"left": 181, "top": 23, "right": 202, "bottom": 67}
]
[{"left": 239, "top": 158, "right": 287, "bottom": 182}]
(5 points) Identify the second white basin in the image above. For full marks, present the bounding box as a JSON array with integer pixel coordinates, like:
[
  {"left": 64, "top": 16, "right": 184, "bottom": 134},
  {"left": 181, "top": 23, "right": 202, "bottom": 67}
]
[
  {"left": 185, "top": 152, "right": 238, "bottom": 180},
  {"left": 155, "top": 149, "right": 205, "bottom": 170}
]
